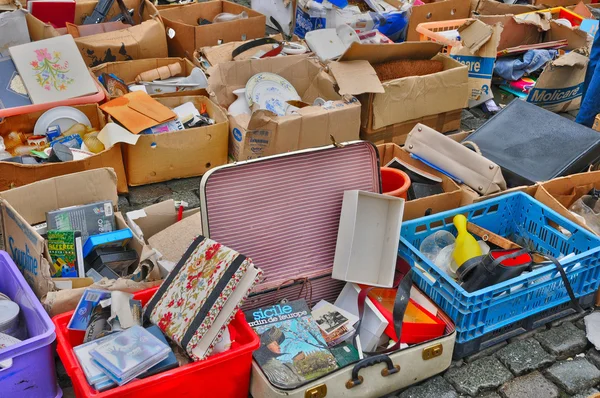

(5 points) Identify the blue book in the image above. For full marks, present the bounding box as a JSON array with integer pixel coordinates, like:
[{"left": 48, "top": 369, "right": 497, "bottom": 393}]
[
  {"left": 83, "top": 229, "right": 133, "bottom": 258},
  {"left": 0, "top": 56, "right": 32, "bottom": 109}
]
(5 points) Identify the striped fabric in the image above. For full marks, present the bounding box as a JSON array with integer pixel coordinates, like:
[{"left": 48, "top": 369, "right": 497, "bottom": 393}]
[{"left": 203, "top": 142, "right": 380, "bottom": 294}]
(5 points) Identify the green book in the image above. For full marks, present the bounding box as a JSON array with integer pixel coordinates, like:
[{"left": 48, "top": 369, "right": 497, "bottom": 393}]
[
  {"left": 47, "top": 230, "right": 84, "bottom": 278},
  {"left": 330, "top": 342, "right": 360, "bottom": 367}
]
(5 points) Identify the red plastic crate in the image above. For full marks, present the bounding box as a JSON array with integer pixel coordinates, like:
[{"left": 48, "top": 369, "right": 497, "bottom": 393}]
[{"left": 52, "top": 287, "right": 259, "bottom": 398}]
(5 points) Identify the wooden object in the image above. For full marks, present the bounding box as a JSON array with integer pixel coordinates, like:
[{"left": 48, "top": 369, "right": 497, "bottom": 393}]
[
  {"left": 467, "top": 222, "right": 547, "bottom": 263},
  {"left": 135, "top": 63, "right": 182, "bottom": 83}
]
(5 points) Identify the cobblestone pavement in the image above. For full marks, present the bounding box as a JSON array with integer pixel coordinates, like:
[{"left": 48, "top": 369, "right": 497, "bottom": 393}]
[{"left": 3, "top": 108, "right": 598, "bottom": 397}]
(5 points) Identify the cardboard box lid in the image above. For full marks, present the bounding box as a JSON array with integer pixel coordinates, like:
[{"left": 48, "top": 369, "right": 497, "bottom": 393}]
[
  {"left": 331, "top": 42, "right": 444, "bottom": 96},
  {"left": 458, "top": 20, "right": 495, "bottom": 54},
  {"left": 0, "top": 168, "right": 118, "bottom": 225}
]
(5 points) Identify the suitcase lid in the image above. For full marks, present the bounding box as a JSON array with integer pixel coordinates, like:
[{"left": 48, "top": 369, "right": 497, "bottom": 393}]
[{"left": 200, "top": 141, "right": 381, "bottom": 293}]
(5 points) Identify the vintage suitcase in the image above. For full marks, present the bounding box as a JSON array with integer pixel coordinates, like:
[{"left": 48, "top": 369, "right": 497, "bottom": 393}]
[{"left": 199, "top": 141, "right": 456, "bottom": 398}]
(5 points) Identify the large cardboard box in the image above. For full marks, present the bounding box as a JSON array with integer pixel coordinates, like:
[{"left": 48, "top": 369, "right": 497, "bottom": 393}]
[
  {"left": 0, "top": 168, "right": 161, "bottom": 315},
  {"left": 0, "top": 104, "right": 128, "bottom": 194},
  {"left": 207, "top": 54, "right": 361, "bottom": 161},
  {"left": 28, "top": 0, "right": 167, "bottom": 67},
  {"left": 159, "top": 1, "right": 266, "bottom": 59},
  {"left": 91, "top": 57, "right": 208, "bottom": 100},
  {"left": 122, "top": 96, "right": 229, "bottom": 186},
  {"left": 477, "top": 15, "right": 590, "bottom": 112},
  {"left": 330, "top": 42, "right": 469, "bottom": 143},
  {"left": 377, "top": 143, "right": 464, "bottom": 220},
  {"left": 535, "top": 171, "right": 600, "bottom": 236}
]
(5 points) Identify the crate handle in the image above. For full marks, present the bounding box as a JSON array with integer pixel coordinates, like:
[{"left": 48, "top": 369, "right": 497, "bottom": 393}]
[
  {"left": 345, "top": 354, "right": 400, "bottom": 389},
  {"left": 0, "top": 360, "right": 12, "bottom": 373}
]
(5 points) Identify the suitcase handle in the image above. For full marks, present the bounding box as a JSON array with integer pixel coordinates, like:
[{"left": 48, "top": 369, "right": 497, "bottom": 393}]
[{"left": 345, "top": 354, "right": 400, "bottom": 389}]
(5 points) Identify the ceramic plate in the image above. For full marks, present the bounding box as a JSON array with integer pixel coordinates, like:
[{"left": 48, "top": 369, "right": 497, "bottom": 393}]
[
  {"left": 245, "top": 72, "right": 299, "bottom": 106},
  {"left": 252, "top": 80, "right": 301, "bottom": 116},
  {"left": 33, "top": 106, "right": 91, "bottom": 135}
]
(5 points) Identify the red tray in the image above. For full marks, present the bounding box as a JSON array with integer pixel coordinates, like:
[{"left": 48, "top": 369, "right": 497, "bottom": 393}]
[{"left": 52, "top": 287, "right": 259, "bottom": 398}]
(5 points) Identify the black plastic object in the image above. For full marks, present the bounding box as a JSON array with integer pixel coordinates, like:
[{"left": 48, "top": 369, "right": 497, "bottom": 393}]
[
  {"left": 385, "top": 158, "right": 443, "bottom": 200},
  {"left": 346, "top": 354, "right": 400, "bottom": 389},
  {"left": 48, "top": 143, "right": 73, "bottom": 163},
  {"left": 464, "top": 100, "right": 600, "bottom": 188},
  {"left": 458, "top": 249, "right": 533, "bottom": 293},
  {"left": 1, "top": 155, "right": 40, "bottom": 164}
]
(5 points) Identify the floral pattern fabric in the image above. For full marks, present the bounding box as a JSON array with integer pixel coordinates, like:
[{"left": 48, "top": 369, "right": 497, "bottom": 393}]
[
  {"left": 146, "top": 237, "right": 262, "bottom": 361},
  {"left": 30, "top": 48, "right": 74, "bottom": 92}
]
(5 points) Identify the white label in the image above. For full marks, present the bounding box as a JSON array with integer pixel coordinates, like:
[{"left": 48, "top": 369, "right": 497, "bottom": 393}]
[{"left": 104, "top": 203, "right": 113, "bottom": 217}]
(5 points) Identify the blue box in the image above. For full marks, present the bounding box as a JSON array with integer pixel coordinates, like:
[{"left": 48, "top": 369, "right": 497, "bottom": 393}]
[
  {"left": 82, "top": 229, "right": 133, "bottom": 258},
  {"left": 399, "top": 192, "right": 600, "bottom": 345}
]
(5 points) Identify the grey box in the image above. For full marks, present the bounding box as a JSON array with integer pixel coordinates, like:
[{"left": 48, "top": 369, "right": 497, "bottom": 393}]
[{"left": 46, "top": 201, "right": 115, "bottom": 241}]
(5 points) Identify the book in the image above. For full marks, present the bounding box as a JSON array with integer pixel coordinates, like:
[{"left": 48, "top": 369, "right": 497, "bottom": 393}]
[
  {"left": 89, "top": 326, "right": 170, "bottom": 385},
  {"left": 46, "top": 201, "right": 115, "bottom": 242},
  {"left": 311, "top": 301, "right": 350, "bottom": 336},
  {"left": 68, "top": 288, "right": 111, "bottom": 331},
  {"left": 47, "top": 230, "right": 84, "bottom": 278},
  {"left": 28, "top": 0, "right": 76, "bottom": 29},
  {"left": 8, "top": 35, "right": 98, "bottom": 105},
  {"left": 0, "top": 56, "right": 32, "bottom": 109},
  {"left": 330, "top": 342, "right": 360, "bottom": 367},
  {"left": 245, "top": 299, "right": 339, "bottom": 389}
]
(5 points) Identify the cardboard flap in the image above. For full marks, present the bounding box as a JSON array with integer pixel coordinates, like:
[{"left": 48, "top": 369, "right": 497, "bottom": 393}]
[
  {"left": 101, "top": 91, "right": 176, "bottom": 134},
  {"left": 552, "top": 50, "right": 589, "bottom": 68},
  {"left": 0, "top": 168, "right": 119, "bottom": 225},
  {"left": 329, "top": 60, "right": 384, "bottom": 96},
  {"left": 339, "top": 41, "right": 443, "bottom": 63},
  {"left": 127, "top": 98, "right": 176, "bottom": 122},
  {"left": 458, "top": 20, "right": 494, "bottom": 54},
  {"left": 547, "top": 20, "right": 591, "bottom": 50}
]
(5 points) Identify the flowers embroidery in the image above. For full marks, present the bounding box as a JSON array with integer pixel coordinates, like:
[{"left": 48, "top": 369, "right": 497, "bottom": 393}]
[{"left": 30, "top": 48, "right": 74, "bottom": 92}]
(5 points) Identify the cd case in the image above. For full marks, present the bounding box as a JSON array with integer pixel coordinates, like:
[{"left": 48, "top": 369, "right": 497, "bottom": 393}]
[{"left": 68, "top": 289, "right": 111, "bottom": 331}]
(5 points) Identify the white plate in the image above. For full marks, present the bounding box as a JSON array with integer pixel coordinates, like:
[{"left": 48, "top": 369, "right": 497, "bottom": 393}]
[
  {"left": 245, "top": 72, "right": 299, "bottom": 106},
  {"left": 33, "top": 106, "right": 91, "bottom": 135},
  {"left": 43, "top": 147, "right": 94, "bottom": 160},
  {"left": 252, "top": 80, "right": 301, "bottom": 116}
]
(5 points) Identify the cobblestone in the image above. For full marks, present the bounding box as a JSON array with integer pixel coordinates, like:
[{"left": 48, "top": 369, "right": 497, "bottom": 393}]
[
  {"left": 495, "top": 339, "right": 555, "bottom": 376},
  {"left": 445, "top": 357, "right": 513, "bottom": 396},
  {"left": 399, "top": 376, "right": 458, "bottom": 398},
  {"left": 545, "top": 358, "right": 600, "bottom": 395},
  {"left": 127, "top": 183, "right": 173, "bottom": 206},
  {"left": 465, "top": 342, "right": 507, "bottom": 364},
  {"left": 572, "top": 388, "right": 600, "bottom": 398},
  {"left": 585, "top": 348, "right": 600, "bottom": 369},
  {"left": 535, "top": 322, "right": 589, "bottom": 360},
  {"left": 498, "top": 371, "right": 559, "bottom": 398}
]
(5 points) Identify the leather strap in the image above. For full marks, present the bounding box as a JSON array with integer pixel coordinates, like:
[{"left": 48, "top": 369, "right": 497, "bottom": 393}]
[
  {"left": 546, "top": 254, "right": 584, "bottom": 313},
  {"left": 232, "top": 37, "right": 280, "bottom": 59},
  {"left": 353, "top": 270, "right": 413, "bottom": 355}
]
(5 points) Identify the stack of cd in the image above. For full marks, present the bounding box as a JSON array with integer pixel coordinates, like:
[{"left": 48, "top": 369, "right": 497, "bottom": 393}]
[{"left": 0, "top": 299, "right": 20, "bottom": 338}]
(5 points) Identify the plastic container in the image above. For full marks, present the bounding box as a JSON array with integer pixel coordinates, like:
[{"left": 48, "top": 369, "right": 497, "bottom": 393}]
[
  {"left": 416, "top": 18, "right": 473, "bottom": 53},
  {"left": 517, "top": 7, "right": 584, "bottom": 27},
  {"left": 0, "top": 81, "right": 105, "bottom": 119},
  {"left": 53, "top": 287, "right": 259, "bottom": 398},
  {"left": 381, "top": 167, "right": 411, "bottom": 199},
  {"left": 398, "top": 192, "right": 600, "bottom": 345},
  {"left": 0, "top": 251, "right": 61, "bottom": 398}
]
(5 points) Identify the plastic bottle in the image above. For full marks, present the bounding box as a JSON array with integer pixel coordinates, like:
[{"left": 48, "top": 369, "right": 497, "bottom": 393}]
[{"left": 452, "top": 214, "right": 482, "bottom": 268}]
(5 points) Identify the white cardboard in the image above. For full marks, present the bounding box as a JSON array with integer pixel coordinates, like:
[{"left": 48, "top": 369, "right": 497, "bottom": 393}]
[
  {"left": 334, "top": 282, "right": 388, "bottom": 352},
  {"left": 332, "top": 190, "right": 404, "bottom": 288}
]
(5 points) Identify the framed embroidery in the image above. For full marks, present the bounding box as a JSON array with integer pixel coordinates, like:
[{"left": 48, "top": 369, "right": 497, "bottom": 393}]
[{"left": 9, "top": 35, "right": 98, "bottom": 104}]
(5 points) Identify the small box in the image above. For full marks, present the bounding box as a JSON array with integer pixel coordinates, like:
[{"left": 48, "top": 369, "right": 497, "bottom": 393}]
[
  {"left": 46, "top": 201, "right": 115, "bottom": 242},
  {"left": 332, "top": 190, "right": 404, "bottom": 288},
  {"left": 82, "top": 229, "right": 133, "bottom": 258}
]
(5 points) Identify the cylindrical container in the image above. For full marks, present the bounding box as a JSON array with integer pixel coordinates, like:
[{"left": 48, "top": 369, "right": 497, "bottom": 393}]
[
  {"left": 380, "top": 167, "right": 411, "bottom": 199},
  {"left": 0, "top": 300, "right": 20, "bottom": 336}
]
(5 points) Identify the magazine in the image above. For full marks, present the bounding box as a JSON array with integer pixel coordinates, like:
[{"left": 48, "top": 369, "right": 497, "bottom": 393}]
[{"left": 245, "top": 299, "right": 338, "bottom": 389}]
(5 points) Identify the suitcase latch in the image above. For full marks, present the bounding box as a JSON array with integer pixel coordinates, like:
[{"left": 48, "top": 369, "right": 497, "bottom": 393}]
[
  {"left": 305, "top": 384, "right": 327, "bottom": 398},
  {"left": 422, "top": 343, "right": 443, "bottom": 360}
]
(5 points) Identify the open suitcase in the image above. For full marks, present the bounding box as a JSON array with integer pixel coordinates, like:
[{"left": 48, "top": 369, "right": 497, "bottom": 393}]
[{"left": 199, "top": 141, "right": 456, "bottom": 398}]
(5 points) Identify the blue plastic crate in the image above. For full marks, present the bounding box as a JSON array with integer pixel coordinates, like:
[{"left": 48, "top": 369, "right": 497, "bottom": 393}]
[{"left": 398, "top": 192, "right": 600, "bottom": 344}]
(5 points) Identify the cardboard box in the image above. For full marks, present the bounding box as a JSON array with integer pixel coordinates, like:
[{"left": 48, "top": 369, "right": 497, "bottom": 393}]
[
  {"left": 473, "top": 0, "right": 542, "bottom": 15},
  {"left": 207, "top": 54, "right": 361, "bottom": 161},
  {"left": 535, "top": 171, "right": 600, "bottom": 236},
  {"left": 332, "top": 190, "right": 404, "bottom": 288},
  {"left": 0, "top": 104, "right": 128, "bottom": 194},
  {"left": 330, "top": 42, "right": 469, "bottom": 138},
  {"left": 402, "top": 0, "right": 471, "bottom": 42},
  {"left": 377, "top": 143, "right": 464, "bottom": 220},
  {"left": 450, "top": 20, "right": 503, "bottom": 108},
  {"left": 122, "top": 96, "right": 229, "bottom": 186},
  {"left": 91, "top": 58, "right": 208, "bottom": 100},
  {"left": 159, "top": 1, "right": 266, "bottom": 59},
  {"left": 0, "top": 168, "right": 161, "bottom": 315},
  {"left": 593, "top": 114, "right": 600, "bottom": 131},
  {"left": 477, "top": 15, "right": 590, "bottom": 112},
  {"left": 126, "top": 199, "right": 201, "bottom": 276},
  {"left": 28, "top": 0, "right": 168, "bottom": 68}
]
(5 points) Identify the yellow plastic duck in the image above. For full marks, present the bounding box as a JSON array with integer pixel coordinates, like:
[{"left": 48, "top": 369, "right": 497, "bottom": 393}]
[{"left": 452, "top": 214, "right": 482, "bottom": 268}]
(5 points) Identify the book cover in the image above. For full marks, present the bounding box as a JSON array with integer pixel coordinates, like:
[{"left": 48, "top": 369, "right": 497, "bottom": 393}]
[
  {"left": 9, "top": 35, "right": 98, "bottom": 105},
  {"left": 245, "top": 299, "right": 338, "bottom": 389},
  {"left": 0, "top": 56, "right": 31, "bottom": 109},
  {"left": 68, "top": 289, "right": 111, "bottom": 331},
  {"left": 89, "top": 326, "right": 170, "bottom": 385},
  {"left": 46, "top": 200, "right": 115, "bottom": 242},
  {"left": 47, "top": 230, "right": 83, "bottom": 278},
  {"left": 29, "top": 0, "right": 75, "bottom": 29}
]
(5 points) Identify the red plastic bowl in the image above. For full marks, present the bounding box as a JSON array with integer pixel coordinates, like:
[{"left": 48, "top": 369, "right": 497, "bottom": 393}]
[
  {"left": 52, "top": 287, "right": 259, "bottom": 398},
  {"left": 381, "top": 167, "right": 411, "bottom": 200}
]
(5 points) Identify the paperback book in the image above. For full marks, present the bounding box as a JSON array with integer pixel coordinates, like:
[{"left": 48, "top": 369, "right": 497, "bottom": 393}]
[
  {"left": 245, "top": 299, "right": 338, "bottom": 389},
  {"left": 47, "top": 230, "right": 84, "bottom": 278}
]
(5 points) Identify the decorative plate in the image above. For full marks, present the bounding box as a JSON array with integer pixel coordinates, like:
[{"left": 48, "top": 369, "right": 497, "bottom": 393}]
[
  {"left": 245, "top": 72, "right": 299, "bottom": 106},
  {"left": 252, "top": 80, "right": 301, "bottom": 116}
]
